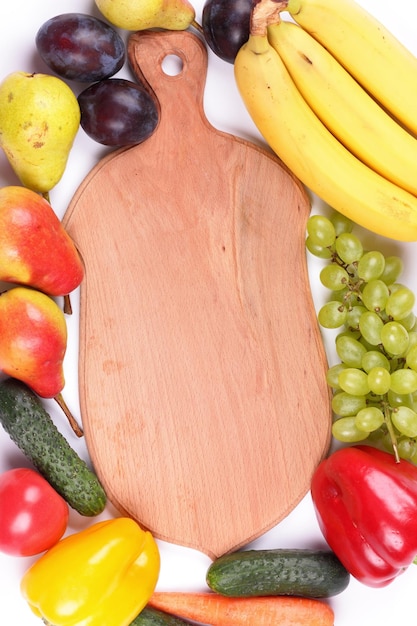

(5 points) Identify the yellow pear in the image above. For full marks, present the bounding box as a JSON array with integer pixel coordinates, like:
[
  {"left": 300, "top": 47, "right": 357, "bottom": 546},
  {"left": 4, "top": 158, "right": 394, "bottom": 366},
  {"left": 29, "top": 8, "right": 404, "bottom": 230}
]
[
  {"left": 0, "top": 72, "right": 80, "bottom": 194},
  {"left": 95, "top": 0, "right": 195, "bottom": 31}
]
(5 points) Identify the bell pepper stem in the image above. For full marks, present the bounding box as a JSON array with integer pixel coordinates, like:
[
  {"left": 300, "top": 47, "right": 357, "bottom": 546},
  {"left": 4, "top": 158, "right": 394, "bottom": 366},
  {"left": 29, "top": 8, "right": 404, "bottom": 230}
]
[{"left": 384, "top": 405, "right": 400, "bottom": 463}]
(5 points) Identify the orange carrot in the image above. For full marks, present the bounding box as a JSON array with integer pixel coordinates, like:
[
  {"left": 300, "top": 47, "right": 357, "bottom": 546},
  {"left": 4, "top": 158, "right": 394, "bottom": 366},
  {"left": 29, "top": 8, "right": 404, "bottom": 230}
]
[{"left": 148, "top": 592, "right": 334, "bottom": 626}]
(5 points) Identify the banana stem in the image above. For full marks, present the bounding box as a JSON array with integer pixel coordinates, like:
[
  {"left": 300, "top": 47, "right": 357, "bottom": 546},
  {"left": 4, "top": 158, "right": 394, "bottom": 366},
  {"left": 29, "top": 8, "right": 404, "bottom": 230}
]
[
  {"left": 54, "top": 392, "right": 84, "bottom": 438},
  {"left": 251, "top": 0, "right": 288, "bottom": 36}
]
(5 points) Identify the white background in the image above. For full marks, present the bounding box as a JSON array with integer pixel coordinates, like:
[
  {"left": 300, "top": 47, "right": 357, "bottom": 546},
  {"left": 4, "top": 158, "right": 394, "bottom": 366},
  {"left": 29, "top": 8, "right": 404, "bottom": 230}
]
[{"left": 1, "top": 0, "right": 417, "bottom": 624}]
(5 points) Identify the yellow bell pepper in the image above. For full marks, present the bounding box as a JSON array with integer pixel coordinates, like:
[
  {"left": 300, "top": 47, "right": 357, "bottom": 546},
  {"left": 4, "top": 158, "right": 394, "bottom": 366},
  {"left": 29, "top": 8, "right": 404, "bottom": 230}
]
[{"left": 20, "top": 517, "right": 160, "bottom": 626}]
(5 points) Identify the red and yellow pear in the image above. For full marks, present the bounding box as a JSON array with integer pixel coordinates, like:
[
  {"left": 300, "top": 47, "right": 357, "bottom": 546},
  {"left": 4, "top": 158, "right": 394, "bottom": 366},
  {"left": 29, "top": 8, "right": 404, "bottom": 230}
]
[
  {"left": 0, "top": 287, "right": 82, "bottom": 436},
  {"left": 0, "top": 287, "right": 66, "bottom": 396},
  {"left": 0, "top": 186, "right": 84, "bottom": 298}
]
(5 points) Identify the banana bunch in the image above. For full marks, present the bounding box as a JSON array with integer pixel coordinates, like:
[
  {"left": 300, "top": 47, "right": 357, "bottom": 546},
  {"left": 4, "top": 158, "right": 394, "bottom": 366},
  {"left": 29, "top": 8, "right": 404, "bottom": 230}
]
[{"left": 234, "top": 0, "right": 417, "bottom": 241}]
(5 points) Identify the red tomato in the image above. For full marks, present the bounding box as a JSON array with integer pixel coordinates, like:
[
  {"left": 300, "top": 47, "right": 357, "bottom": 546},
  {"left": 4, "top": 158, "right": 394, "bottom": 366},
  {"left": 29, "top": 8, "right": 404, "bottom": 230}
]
[{"left": 0, "top": 467, "right": 69, "bottom": 556}]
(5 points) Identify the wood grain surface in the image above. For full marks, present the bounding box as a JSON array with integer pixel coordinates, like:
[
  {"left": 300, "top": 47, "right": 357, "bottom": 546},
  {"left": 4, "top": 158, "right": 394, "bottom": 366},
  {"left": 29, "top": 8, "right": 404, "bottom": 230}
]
[{"left": 63, "top": 29, "right": 332, "bottom": 558}]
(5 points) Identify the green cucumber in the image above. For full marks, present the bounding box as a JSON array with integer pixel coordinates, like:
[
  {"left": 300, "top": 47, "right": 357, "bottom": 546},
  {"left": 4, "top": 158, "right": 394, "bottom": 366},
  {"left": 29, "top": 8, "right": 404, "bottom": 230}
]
[
  {"left": 206, "top": 548, "right": 350, "bottom": 598},
  {"left": 0, "top": 378, "right": 107, "bottom": 516},
  {"left": 131, "top": 607, "right": 194, "bottom": 625}
]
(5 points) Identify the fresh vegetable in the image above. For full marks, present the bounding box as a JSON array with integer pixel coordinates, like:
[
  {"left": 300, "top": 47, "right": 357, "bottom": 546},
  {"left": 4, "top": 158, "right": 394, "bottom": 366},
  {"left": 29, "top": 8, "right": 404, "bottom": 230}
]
[
  {"left": 311, "top": 444, "right": 417, "bottom": 587},
  {"left": 21, "top": 517, "right": 160, "bottom": 626},
  {"left": 306, "top": 211, "right": 417, "bottom": 463},
  {"left": 132, "top": 606, "right": 195, "bottom": 625},
  {"left": 0, "top": 378, "right": 106, "bottom": 516},
  {"left": 0, "top": 467, "right": 68, "bottom": 556},
  {"left": 206, "top": 548, "right": 349, "bottom": 598},
  {"left": 148, "top": 592, "right": 334, "bottom": 626}
]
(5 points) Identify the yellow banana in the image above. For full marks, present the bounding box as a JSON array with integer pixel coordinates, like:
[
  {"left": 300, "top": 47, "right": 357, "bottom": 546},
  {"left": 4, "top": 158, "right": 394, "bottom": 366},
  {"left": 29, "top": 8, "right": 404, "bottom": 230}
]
[
  {"left": 267, "top": 19, "right": 417, "bottom": 197},
  {"left": 234, "top": 30, "right": 417, "bottom": 242},
  {"left": 286, "top": 0, "right": 417, "bottom": 136}
]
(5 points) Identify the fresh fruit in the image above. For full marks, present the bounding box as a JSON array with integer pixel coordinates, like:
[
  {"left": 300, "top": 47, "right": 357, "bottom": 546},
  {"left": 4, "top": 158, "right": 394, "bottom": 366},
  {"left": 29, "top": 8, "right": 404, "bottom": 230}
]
[
  {"left": 94, "top": 0, "right": 195, "bottom": 32},
  {"left": 233, "top": 0, "right": 417, "bottom": 242},
  {"left": 267, "top": 19, "right": 417, "bottom": 196},
  {"left": 0, "top": 467, "right": 68, "bottom": 556},
  {"left": 0, "top": 71, "right": 80, "bottom": 195},
  {"left": 202, "top": 0, "right": 252, "bottom": 63},
  {"left": 0, "top": 287, "right": 67, "bottom": 397},
  {"left": 206, "top": 548, "right": 350, "bottom": 598},
  {"left": 35, "top": 13, "right": 126, "bottom": 83},
  {"left": 0, "top": 186, "right": 84, "bottom": 297},
  {"left": 148, "top": 592, "right": 335, "bottom": 626},
  {"left": 286, "top": 0, "right": 417, "bottom": 136},
  {"left": 306, "top": 211, "right": 417, "bottom": 463},
  {"left": 0, "top": 378, "right": 107, "bottom": 516},
  {"left": 78, "top": 78, "right": 159, "bottom": 146}
]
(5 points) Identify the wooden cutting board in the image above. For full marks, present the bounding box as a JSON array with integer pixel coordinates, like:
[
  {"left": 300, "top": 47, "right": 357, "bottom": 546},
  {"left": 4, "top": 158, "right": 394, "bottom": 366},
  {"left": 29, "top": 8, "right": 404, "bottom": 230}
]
[{"left": 63, "top": 29, "right": 332, "bottom": 559}]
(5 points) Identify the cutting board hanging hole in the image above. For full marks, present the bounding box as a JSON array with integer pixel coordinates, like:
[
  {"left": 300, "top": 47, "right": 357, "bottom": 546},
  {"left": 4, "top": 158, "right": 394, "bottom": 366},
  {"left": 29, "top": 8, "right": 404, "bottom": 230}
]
[{"left": 161, "top": 53, "right": 184, "bottom": 76}]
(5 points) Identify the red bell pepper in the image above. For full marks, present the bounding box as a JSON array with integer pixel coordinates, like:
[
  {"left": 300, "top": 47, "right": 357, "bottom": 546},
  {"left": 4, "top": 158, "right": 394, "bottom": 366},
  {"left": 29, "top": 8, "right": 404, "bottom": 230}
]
[{"left": 311, "top": 445, "right": 417, "bottom": 587}]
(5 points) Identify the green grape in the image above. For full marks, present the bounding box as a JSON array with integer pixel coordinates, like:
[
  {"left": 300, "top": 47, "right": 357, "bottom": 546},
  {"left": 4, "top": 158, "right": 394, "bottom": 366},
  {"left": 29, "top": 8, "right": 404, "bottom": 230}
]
[
  {"left": 368, "top": 366, "right": 391, "bottom": 394},
  {"left": 346, "top": 305, "right": 367, "bottom": 331},
  {"left": 409, "top": 444, "right": 417, "bottom": 465},
  {"left": 362, "top": 350, "right": 391, "bottom": 373},
  {"left": 334, "top": 232, "right": 364, "bottom": 264},
  {"left": 387, "top": 389, "right": 414, "bottom": 408},
  {"left": 408, "top": 331, "right": 417, "bottom": 349},
  {"left": 305, "top": 236, "right": 333, "bottom": 259},
  {"left": 331, "top": 391, "right": 367, "bottom": 416},
  {"left": 319, "top": 265, "right": 349, "bottom": 290},
  {"left": 380, "top": 321, "right": 409, "bottom": 355},
  {"left": 330, "top": 211, "right": 353, "bottom": 236},
  {"left": 332, "top": 416, "right": 369, "bottom": 442},
  {"left": 330, "top": 287, "right": 349, "bottom": 303},
  {"left": 339, "top": 329, "right": 362, "bottom": 342},
  {"left": 306, "top": 215, "right": 336, "bottom": 247},
  {"left": 387, "top": 282, "right": 406, "bottom": 294},
  {"left": 397, "top": 437, "right": 417, "bottom": 461},
  {"left": 380, "top": 256, "right": 404, "bottom": 284},
  {"left": 357, "top": 251, "right": 385, "bottom": 281},
  {"left": 358, "top": 310, "right": 384, "bottom": 345},
  {"left": 389, "top": 368, "right": 417, "bottom": 394},
  {"left": 391, "top": 405, "right": 417, "bottom": 437},
  {"left": 385, "top": 286, "right": 415, "bottom": 320},
  {"left": 338, "top": 367, "right": 370, "bottom": 396},
  {"left": 358, "top": 336, "right": 377, "bottom": 353},
  {"left": 400, "top": 312, "right": 416, "bottom": 332},
  {"left": 336, "top": 334, "right": 367, "bottom": 367},
  {"left": 318, "top": 301, "right": 347, "bottom": 328},
  {"left": 406, "top": 344, "right": 417, "bottom": 371},
  {"left": 355, "top": 406, "right": 385, "bottom": 432},
  {"left": 326, "top": 363, "right": 347, "bottom": 389},
  {"left": 361, "top": 279, "right": 390, "bottom": 312}
]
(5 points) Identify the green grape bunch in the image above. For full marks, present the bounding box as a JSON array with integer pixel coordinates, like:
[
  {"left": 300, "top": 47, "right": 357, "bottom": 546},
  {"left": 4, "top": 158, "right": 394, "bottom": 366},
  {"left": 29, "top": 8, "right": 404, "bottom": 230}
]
[{"left": 306, "top": 212, "right": 417, "bottom": 464}]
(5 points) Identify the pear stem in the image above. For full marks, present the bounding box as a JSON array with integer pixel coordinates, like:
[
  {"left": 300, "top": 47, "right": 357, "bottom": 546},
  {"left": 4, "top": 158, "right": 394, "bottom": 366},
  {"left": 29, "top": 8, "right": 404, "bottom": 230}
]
[
  {"left": 54, "top": 392, "right": 84, "bottom": 438},
  {"left": 63, "top": 294, "right": 73, "bottom": 315},
  {"left": 191, "top": 19, "right": 203, "bottom": 34}
]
